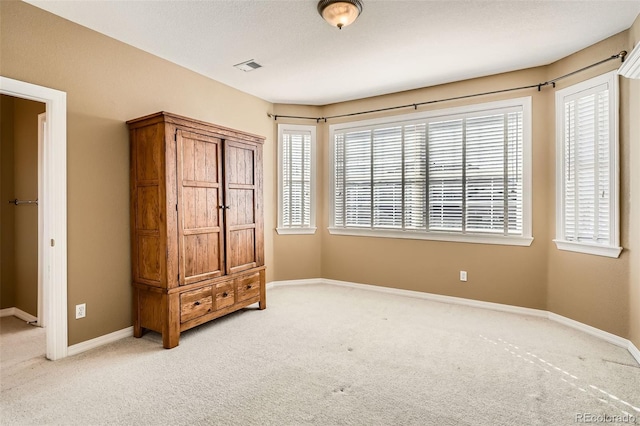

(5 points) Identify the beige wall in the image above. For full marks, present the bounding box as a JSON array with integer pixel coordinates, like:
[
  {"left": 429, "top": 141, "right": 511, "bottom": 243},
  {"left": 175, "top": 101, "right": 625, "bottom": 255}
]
[
  {"left": 2, "top": 0, "right": 637, "bottom": 348},
  {"left": 546, "top": 32, "right": 631, "bottom": 338},
  {"left": 271, "top": 104, "right": 324, "bottom": 280},
  {"left": 627, "top": 16, "right": 640, "bottom": 350},
  {"left": 318, "top": 69, "right": 549, "bottom": 310},
  {"left": 1, "top": 1, "right": 274, "bottom": 345},
  {"left": 0, "top": 95, "right": 44, "bottom": 316},
  {"left": 1, "top": 95, "right": 16, "bottom": 309}
]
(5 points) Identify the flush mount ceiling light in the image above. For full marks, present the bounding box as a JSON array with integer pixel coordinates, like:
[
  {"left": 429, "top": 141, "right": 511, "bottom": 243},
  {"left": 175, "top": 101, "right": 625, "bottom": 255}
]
[{"left": 317, "top": 0, "right": 363, "bottom": 30}]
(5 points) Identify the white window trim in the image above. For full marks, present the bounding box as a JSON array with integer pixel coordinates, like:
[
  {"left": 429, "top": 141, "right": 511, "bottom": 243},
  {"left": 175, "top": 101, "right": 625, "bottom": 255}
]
[
  {"left": 554, "top": 71, "right": 621, "bottom": 258},
  {"left": 328, "top": 97, "right": 533, "bottom": 246},
  {"left": 277, "top": 123, "right": 317, "bottom": 235},
  {"left": 328, "top": 227, "right": 533, "bottom": 246}
]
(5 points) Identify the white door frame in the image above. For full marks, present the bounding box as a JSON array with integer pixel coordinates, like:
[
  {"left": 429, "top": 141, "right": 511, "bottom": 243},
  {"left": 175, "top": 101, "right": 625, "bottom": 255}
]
[
  {"left": 1, "top": 76, "right": 68, "bottom": 360},
  {"left": 37, "top": 112, "right": 45, "bottom": 328}
]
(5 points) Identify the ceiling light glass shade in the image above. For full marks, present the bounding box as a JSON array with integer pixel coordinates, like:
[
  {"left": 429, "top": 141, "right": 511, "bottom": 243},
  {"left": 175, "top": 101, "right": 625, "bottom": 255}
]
[{"left": 317, "top": 0, "right": 363, "bottom": 29}]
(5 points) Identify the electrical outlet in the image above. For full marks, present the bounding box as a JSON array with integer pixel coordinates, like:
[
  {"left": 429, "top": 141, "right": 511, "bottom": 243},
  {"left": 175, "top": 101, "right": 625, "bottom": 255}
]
[
  {"left": 460, "top": 271, "right": 468, "bottom": 282},
  {"left": 75, "top": 303, "right": 86, "bottom": 319}
]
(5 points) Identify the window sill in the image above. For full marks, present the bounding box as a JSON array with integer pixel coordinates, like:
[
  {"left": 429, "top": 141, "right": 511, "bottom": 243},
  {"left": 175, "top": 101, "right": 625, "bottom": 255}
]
[
  {"left": 328, "top": 227, "right": 533, "bottom": 247},
  {"left": 553, "top": 240, "right": 622, "bottom": 258},
  {"left": 276, "top": 227, "right": 317, "bottom": 235}
]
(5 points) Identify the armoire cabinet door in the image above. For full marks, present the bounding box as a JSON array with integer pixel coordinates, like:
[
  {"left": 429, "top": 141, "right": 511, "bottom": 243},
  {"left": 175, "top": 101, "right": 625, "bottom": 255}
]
[
  {"left": 176, "top": 130, "right": 225, "bottom": 285},
  {"left": 224, "top": 141, "right": 260, "bottom": 274}
]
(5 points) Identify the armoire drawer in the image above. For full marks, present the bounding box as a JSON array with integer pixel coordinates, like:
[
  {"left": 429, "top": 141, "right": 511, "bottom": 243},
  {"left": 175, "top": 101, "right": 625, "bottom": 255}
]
[
  {"left": 180, "top": 286, "right": 213, "bottom": 323},
  {"left": 215, "top": 281, "right": 235, "bottom": 310},
  {"left": 236, "top": 272, "right": 261, "bottom": 302}
]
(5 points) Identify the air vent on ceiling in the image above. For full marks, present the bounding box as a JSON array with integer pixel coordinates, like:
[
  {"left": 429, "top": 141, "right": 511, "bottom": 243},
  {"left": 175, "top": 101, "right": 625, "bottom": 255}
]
[{"left": 234, "top": 59, "right": 262, "bottom": 72}]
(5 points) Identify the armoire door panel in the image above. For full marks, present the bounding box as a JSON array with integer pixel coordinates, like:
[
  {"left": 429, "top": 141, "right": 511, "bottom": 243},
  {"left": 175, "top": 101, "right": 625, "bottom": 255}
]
[
  {"left": 138, "top": 235, "right": 162, "bottom": 283},
  {"left": 226, "top": 188, "right": 255, "bottom": 226},
  {"left": 228, "top": 228, "right": 257, "bottom": 272},
  {"left": 136, "top": 186, "right": 160, "bottom": 231},
  {"left": 182, "top": 187, "right": 220, "bottom": 230},
  {"left": 177, "top": 130, "right": 225, "bottom": 285},
  {"left": 134, "top": 125, "right": 162, "bottom": 182},
  {"left": 181, "top": 134, "right": 220, "bottom": 184},
  {"left": 225, "top": 143, "right": 255, "bottom": 185},
  {"left": 183, "top": 231, "right": 221, "bottom": 280}
]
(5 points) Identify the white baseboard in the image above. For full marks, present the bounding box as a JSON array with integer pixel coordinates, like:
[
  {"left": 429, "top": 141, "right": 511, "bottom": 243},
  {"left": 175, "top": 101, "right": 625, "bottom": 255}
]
[
  {"left": 628, "top": 341, "right": 640, "bottom": 365},
  {"left": 268, "top": 278, "right": 322, "bottom": 290},
  {"left": 67, "top": 326, "right": 133, "bottom": 357},
  {"left": 0, "top": 307, "right": 38, "bottom": 323},
  {"left": 321, "top": 278, "right": 549, "bottom": 318},
  {"left": 268, "top": 278, "right": 640, "bottom": 366},
  {"left": 547, "top": 312, "right": 630, "bottom": 348}
]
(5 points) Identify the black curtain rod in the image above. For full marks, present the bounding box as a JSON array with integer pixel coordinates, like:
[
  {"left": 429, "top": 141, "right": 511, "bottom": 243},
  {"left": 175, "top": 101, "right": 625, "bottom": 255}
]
[{"left": 267, "top": 51, "right": 627, "bottom": 123}]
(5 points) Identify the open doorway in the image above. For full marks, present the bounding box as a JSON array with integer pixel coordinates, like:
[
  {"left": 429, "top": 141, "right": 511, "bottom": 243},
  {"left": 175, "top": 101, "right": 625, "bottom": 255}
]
[
  {"left": 0, "top": 77, "right": 68, "bottom": 360},
  {"left": 1, "top": 95, "right": 44, "bottom": 317},
  {"left": 1, "top": 96, "right": 46, "bottom": 364}
]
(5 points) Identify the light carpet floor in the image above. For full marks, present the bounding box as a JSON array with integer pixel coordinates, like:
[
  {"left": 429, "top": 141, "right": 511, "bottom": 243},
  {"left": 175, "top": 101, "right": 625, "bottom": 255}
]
[{"left": 1, "top": 284, "right": 639, "bottom": 425}]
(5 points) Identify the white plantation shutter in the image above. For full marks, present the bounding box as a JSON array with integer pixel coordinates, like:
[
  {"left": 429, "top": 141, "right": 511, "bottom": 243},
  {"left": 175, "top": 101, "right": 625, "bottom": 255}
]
[
  {"left": 334, "top": 133, "right": 345, "bottom": 227},
  {"left": 465, "top": 114, "right": 505, "bottom": 233},
  {"left": 597, "top": 91, "right": 610, "bottom": 244},
  {"left": 507, "top": 112, "right": 523, "bottom": 234},
  {"left": 277, "top": 124, "right": 316, "bottom": 233},
  {"left": 563, "top": 101, "right": 576, "bottom": 240},
  {"left": 283, "top": 131, "right": 309, "bottom": 226},
  {"left": 403, "top": 124, "right": 427, "bottom": 229},
  {"left": 331, "top": 98, "right": 531, "bottom": 244},
  {"left": 555, "top": 71, "right": 620, "bottom": 257},
  {"left": 428, "top": 119, "right": 463, "bottom": 231},
  {"left": 344, "top": 130, "right": 372, "bottom": 227},
  {"left": 373, "top": 126, "right": 403, "bottom": 228}
]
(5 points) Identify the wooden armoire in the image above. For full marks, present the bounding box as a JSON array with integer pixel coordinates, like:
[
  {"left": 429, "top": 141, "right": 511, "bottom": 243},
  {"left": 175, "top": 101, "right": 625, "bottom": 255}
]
[{"left": 127, "top": 112, "right": 266, "bottom": 348}]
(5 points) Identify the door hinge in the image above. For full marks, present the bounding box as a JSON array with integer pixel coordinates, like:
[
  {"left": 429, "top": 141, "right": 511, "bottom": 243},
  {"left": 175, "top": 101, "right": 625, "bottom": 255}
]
[
  {"left": 175, "top": 204, "right": 178, "bottom": 211},
  {"left": 178, "top": 274, "right": 180, "bottom": 282}
]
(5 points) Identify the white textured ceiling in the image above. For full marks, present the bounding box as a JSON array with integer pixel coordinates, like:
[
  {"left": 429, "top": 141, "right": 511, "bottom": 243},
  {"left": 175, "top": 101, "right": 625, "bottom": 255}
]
[{"left": 26, "top": 0, "right": 640, "bottom": 105}]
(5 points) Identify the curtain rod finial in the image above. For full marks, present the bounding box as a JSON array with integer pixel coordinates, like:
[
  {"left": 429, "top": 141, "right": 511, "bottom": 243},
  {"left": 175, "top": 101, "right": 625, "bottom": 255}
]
[{"left": 619, "top": 50, "right": 628, "bottom": 62}]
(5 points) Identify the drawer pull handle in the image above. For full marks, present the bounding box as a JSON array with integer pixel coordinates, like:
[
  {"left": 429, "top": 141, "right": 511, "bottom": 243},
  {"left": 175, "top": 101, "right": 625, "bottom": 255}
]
[
  {"left": 247, "top": 285, "right": 252, "bottom": 289},
  {"left": 194, "top": 301, "right": 201, "bottom": 306},
  {"left": 222, "top": 292, "right": 228, "bottom": 298}
]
